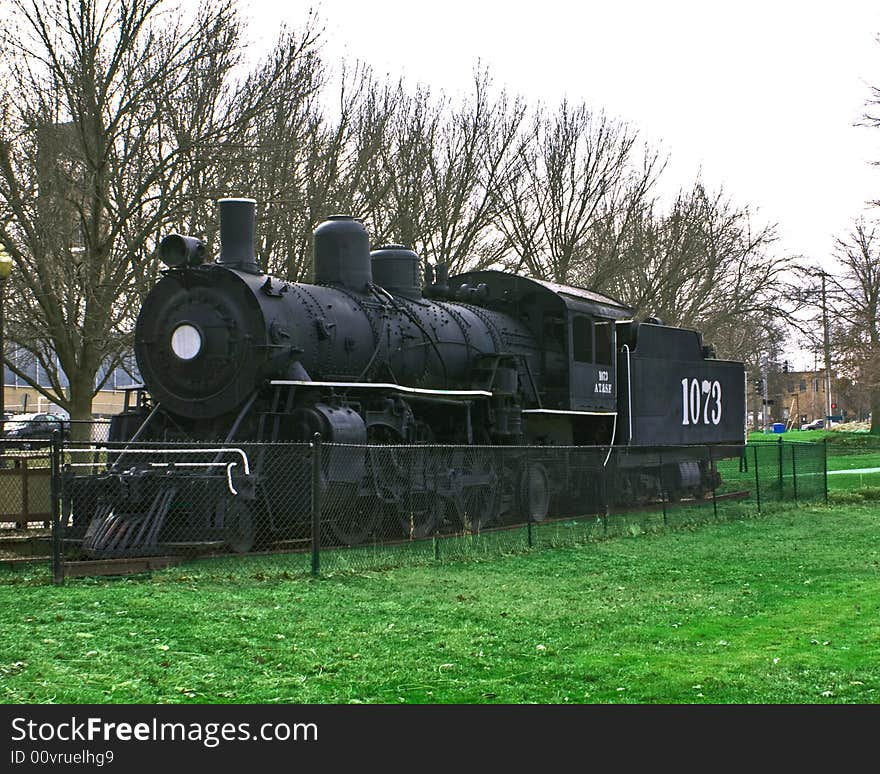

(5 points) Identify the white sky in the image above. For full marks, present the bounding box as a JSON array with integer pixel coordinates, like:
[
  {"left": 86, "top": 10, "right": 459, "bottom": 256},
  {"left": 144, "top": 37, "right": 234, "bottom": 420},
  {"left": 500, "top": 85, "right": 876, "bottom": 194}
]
[{"left": 243, "top": 0, "right": 880, "bottom": 274}]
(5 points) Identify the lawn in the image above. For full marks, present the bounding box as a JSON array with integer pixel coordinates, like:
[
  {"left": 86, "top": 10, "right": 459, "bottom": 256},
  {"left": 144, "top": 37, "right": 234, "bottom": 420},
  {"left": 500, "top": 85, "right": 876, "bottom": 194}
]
[
  {"left": 749, "top": 429, "right": 880, "bottom": 489},
  {"left": 2, "top": 500, "right": 879, "bottom": 704}
]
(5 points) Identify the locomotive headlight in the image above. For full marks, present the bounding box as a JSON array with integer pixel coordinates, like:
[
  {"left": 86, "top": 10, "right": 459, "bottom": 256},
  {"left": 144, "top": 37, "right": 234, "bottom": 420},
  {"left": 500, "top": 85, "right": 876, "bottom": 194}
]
[
  {"left": 170, "top": 323, "right": 203, "bottom": 361},
  {"left": 159, "top": 233, "right": 207, "bottom": 268}
]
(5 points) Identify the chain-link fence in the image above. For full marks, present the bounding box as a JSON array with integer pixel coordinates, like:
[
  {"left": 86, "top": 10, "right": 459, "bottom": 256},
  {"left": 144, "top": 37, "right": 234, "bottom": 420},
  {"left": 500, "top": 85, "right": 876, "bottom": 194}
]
[
  {"left": 0, "top": 439, "right": 56, "bottom": 576},
  {"left": 5, "top": 436, "right": 821, "bottom": 584},
  {"left": 724, "top": 438, "right": 827, "bottom": 506},
  {"left": 0, "top": 417, "right": 111, "bottom": 446},
  {"left": 0, "top": 419, "right": 109, "bottom": 580}
]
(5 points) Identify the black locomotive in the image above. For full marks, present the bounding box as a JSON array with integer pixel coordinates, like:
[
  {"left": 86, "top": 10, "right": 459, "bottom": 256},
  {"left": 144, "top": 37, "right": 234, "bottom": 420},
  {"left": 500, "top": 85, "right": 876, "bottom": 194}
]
[{"left": 77, "top": 198, "right": 745, "bottom": 557}]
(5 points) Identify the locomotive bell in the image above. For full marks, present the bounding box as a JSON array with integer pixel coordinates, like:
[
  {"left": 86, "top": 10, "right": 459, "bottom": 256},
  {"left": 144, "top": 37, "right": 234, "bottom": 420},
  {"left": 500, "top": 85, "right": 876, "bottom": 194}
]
[{"left": 313, "top": 216, "right": 373, "bottom": 291}]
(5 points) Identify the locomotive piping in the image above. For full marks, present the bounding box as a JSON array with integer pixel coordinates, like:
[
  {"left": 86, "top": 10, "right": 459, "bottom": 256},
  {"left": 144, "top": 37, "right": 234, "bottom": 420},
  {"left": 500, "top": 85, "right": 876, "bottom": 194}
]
[
  {"left": 145, "top": 460, "right": 243, "bottom": 496},
  {"left": 217, "top": 390, "right": 259, "bottom": 449},
  {"left": 270, "top": 380, "right": 492, "bottom": 398},
  {"left": 107, "top": 401, "right": 163, "bottom": 471},
  {"left": 87, "top": 447, "right": 252, "bottom": 476},
  {"left": 604, "top": 412, "right": 618, "bottom": 468},
  {"left": 66, "top": 445, "right": 253, "bottom": 500},
  {"left": 369, "top": 283, "right": 449, "bottom": 386},
  {"left": 518, "top": 353, "right": 543, "bottom": 408},
  {"left": 522, "top": 408, "right": 617, "bottom": 416}
]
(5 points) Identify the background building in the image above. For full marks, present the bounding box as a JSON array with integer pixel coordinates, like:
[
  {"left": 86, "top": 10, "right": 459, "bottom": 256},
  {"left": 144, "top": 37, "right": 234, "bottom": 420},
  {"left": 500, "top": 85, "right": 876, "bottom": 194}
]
[{"left": 2, "top": 347, "right": 140, "bottom": 417}]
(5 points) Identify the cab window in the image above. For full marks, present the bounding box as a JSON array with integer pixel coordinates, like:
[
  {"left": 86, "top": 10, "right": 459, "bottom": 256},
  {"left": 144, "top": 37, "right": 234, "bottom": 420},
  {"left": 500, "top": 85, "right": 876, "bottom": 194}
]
[
  {"left": 572, "top": 316, "right": 593, "bottom": 363},
  {"left": 543, "top": 315, "right": 566, "bottom": 351},
  {"left": 595, "top": 322, "right": 612, "bottom": 365}
]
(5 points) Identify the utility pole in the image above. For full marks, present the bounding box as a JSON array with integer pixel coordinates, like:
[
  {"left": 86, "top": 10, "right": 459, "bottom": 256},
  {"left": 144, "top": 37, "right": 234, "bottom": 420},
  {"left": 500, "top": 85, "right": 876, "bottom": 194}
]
[
  {"left": 762, "top": 363, "right": 770, "bottom": 433},
  {"left": 0, "top": 248, "right": 11, "bottom": 436},
  {"left": 820, "top": 271, "right": 832, "bottom": 421}
]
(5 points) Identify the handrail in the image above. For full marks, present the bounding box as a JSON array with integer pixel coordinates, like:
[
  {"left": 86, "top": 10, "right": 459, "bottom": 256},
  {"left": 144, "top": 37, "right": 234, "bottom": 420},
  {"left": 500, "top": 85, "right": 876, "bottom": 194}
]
[
  {"left": 622, "top": 344, "right": 633, "bottom": 442},
  {"left": 64, "top": 446, "right": 251, "bottom": 477}
]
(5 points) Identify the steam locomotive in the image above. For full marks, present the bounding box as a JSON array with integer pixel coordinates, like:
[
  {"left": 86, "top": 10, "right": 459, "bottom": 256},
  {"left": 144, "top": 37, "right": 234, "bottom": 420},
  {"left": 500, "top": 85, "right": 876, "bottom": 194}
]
[{"left": 77, "top": 198, "right": 746, "bottom": 557}]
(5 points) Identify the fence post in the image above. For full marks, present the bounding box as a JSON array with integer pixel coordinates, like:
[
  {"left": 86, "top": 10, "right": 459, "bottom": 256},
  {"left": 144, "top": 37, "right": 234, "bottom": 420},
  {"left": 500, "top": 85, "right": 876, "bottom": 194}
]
[
  {"left": 659, "top": 448, "right": 667, "bottom": 526},
  {"left": 753, "top": 443, "right": 761, "bottom": 513},
  {"left": 709, "top": 446, "right": 718, "bottom": 520},
  {"left": 50, "top": 430, "right": 63, "bottom": 586},
  {"left": 310, "top": 432, "right": 322, "bottom": 578},
  {"left": 526, "top": 447, "right": 534, "bottom": 547},
  {"left": 791, "top": 443, "right": 798, "bottom": 503},
  {"left": 823, "top": 438, "right": 828, "bottom": 504},
  {"left": 777, "top": 436, "right": 784, "bottom": 495}
]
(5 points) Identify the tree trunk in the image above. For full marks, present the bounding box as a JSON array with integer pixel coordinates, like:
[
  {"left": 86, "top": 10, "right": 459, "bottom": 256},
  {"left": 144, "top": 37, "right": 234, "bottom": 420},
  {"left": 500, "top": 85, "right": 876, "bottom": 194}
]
[
  {"left": 871, "top": 386, "right": 880, "bottom": 435},
  {"left": 67, "top": 378, "right": 95, "bottom": 444}
]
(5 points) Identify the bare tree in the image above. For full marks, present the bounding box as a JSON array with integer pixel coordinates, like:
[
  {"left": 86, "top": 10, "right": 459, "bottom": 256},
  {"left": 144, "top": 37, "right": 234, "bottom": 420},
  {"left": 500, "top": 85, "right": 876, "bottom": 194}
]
[
  {"left": 350, "top": 69, "right": 525, "bottom": 273},
  {"left": 498, "top": 99, "right": 658, "bottom": 284},
  {"left": 824, "top": 220, "right": 880, "bottom": 432},
  {"left": 210, "top": 19, "right": 331, "bottom": 280},
  {"left": 606, "top": 183, "right": 788, "bottom": 362},
  {"left": 863, "top": 33, "right": 880, "bottom": 206},
  {"left": 350, "top": 80, "right": 434, "bottom": 251},
  {"left": 0, "top": 0, "right": 253, "bottom": 429},
  {"left": 418, "top": 70, "right": 524, "bottom": 272},
  {"left": 568, "top": 151, "right": 665, "bottom": 293},
  {"left": 317, "top": 68, "right": 525, "bottom": 276}
]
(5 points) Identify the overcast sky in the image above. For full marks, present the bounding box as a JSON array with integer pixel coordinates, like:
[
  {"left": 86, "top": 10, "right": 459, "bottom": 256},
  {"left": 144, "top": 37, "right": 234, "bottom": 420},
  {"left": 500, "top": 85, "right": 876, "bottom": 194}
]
[{"left": 244, "top": 0, "right": 879, "bottom": 272}]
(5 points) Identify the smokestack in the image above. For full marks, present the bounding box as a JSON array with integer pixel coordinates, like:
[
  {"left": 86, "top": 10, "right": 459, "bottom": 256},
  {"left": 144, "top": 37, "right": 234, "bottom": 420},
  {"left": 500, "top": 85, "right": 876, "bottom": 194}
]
[{"left": 217, "top": 198, "right": 261, "bottom": 274}]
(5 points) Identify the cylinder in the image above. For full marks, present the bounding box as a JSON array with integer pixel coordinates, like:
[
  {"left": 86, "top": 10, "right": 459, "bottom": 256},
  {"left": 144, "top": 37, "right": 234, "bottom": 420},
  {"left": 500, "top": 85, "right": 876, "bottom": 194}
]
[
  {"left": 313, "top": 216, "right": 372, "bottom": 291},
  {"left": 218, "top": 198, "right": 261, "bottom": 274}
]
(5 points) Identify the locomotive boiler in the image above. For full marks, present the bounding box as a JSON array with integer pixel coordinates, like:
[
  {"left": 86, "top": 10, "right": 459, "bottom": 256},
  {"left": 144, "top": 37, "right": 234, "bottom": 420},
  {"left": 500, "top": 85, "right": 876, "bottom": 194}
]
[{"left": 78, "top": 198, "right": 746, "bottom": 557}]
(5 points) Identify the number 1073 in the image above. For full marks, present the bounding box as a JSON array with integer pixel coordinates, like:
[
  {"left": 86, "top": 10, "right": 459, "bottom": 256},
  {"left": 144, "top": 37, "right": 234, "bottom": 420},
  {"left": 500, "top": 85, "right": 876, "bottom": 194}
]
[{"left": 681, "top": 378, "right": 722, "bottom": 426}]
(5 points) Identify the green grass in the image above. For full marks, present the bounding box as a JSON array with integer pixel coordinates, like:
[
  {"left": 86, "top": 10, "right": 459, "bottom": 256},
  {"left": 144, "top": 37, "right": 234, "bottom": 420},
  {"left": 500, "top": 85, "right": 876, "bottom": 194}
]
[
  {"left": 749, "top": 428, "right": 878, "bottom": 444},
  {"left": 749, "top": 429, "right": 834, "bottom": 442},
  {"left": 1, "top": 437, "right": 875, "bottom": 705},
  {"left": 2, "top": 501, "right": 879, "bottom": 704},
  {"left": 813, "top": 433, "right": 880, "bottom": 489},
  {"left": 828, "top": 471, "right": 880, "bottom": 491},
  {"left": 745, "top": 431, "right": 880, "bottom": 490},
  {"left": 826, "top": 453, "right": 880, "bottom": 469}
]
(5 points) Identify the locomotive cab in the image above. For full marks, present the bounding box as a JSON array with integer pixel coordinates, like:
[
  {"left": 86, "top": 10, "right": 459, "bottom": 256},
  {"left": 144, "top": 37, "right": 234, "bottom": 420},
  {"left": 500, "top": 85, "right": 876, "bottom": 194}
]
[
  {"left": 446, "top": 271, "right": 632, "bottom": 445},
  {"left": 567, "top": 309, "right": 618, "bottom": 412},
  {"left": 546, "top": 287, "right": 630, "bottom": 444}
]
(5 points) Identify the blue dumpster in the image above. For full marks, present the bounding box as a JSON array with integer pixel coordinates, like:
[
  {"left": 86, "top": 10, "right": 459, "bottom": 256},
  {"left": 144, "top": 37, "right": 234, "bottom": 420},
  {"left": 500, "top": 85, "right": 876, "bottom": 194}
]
[{"left": 772, "top": 422, "right": 785, "bottom": 433}]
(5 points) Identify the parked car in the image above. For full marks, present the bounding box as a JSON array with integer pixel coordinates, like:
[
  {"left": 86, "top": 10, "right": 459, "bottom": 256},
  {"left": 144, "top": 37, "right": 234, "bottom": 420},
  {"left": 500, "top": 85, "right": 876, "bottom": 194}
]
[
  {"left": 800, "top": 418, "right": 825, "bottom": 431},
  {"left": 2, "top": 412, "right": 69, "bottom": 443}
]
